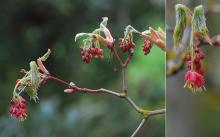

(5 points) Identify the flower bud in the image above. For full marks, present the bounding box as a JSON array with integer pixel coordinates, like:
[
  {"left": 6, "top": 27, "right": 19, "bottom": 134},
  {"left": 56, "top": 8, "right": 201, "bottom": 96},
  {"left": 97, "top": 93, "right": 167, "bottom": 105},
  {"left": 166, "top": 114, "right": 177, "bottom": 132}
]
[{"left": 64, "top": 88, "right": 76, "bottom": 94}]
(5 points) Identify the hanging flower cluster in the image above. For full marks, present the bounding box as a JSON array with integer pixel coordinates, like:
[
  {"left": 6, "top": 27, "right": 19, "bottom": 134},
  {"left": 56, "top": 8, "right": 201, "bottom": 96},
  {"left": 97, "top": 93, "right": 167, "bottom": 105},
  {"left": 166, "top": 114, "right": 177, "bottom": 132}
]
[
  {"left": 75, "top": 17, "right": 113, "bottom": 63},
  {"left": 118, "top": 38, "right": 135, "bottom": 54},
  {"left": 173, "top": 4, "right": 212, "bottom": 93},
  {"left": 9, "top": 96, "right": 27, "bottom": 121},
  {"left": 9, "top": 49, "right": 51, "bottom": 120},
  {"left": 75, "top": 17, "right": 165, "bottom": 63},
  {"left": 80, "top": 46, "right": 104, "bottom": 63},
  {"left": 141, "top": 27, "right": 165, "bottom": 55}
]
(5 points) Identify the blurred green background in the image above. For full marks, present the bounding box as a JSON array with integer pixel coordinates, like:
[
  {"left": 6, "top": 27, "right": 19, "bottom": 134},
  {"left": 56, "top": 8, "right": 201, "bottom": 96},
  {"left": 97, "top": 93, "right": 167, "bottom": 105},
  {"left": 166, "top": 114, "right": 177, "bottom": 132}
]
[
  {"left": 0, "top": 0, "right": 165, "bottom": 137},
  {"left": 166, "top": 0, "right": 220, "bottom": 137}
]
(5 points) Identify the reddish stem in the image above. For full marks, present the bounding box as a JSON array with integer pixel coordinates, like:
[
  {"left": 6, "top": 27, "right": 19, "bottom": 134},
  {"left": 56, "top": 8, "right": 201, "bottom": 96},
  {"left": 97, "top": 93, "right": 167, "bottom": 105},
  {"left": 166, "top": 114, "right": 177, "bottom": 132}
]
[
  {"left": 124, "top": 54, "right": 132, "bottom": 67},
  {"left": 48, "top": 76, "right": 72, "bottom": 88},
  {"left": 195, "top": 35, "right": 220, "bottom": 47},
  {"left": 111, "top": 47, "right": 123, "bottom": 66},
  {"left": 48, "top": 75, "right": 122, "bottom": 96}
]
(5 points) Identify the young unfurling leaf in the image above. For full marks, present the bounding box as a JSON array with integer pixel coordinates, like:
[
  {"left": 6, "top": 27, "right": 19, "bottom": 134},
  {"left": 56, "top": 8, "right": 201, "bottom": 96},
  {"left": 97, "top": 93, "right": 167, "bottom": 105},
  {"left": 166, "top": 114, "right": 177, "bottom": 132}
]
[
  {"left": 37, "top": 49, "right": 51, "bottom": 75},
  {"left": 100, "top": 17, "right": 108, "bottom": 27},
  {"left": 30, "top": 61, "right": 41, "bottom": 93},
  {"left": 40, "top": 49, "right": 51, "bottom": 61},
  {"left": 75, "top": 33, "right": 93, "bottom": 42},
  {"left": 173, "top": 4, "right": 191, "bottom": 48},
  {"left": 192, "top": 5, "right": 212, "bottom": 45}
]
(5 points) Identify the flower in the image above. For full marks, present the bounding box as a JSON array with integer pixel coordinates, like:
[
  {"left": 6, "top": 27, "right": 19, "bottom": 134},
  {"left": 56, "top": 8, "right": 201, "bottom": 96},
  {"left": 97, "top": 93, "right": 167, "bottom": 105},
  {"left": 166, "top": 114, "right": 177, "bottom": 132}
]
[
  {"left": 118, "top": 38, "right": 135, "bottom": 54},
  {"left": 88, "top": 46, "right": 104, "bottom": 58},
  {"left": 80, "top": 47, "right": 93, "bottom": 63},
  {"left": 9, "top": 96, "right": 27, "bottom": 121},
  {"left": 184, "top": 70, "right": 206, "bottom": 92},
  {"left": 142, "top": 40, "right": 152, "bottom": 55}
]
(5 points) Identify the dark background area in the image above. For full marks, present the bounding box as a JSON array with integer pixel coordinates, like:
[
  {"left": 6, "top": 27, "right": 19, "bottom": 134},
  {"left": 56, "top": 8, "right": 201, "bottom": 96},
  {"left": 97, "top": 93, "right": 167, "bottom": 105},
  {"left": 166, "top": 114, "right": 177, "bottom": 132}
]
[
  {"left": 166, "top": 0, "right": 220, "bottom": 137},
  {"left": 0, "top": 0, "right": 165, "bottom": 137}
]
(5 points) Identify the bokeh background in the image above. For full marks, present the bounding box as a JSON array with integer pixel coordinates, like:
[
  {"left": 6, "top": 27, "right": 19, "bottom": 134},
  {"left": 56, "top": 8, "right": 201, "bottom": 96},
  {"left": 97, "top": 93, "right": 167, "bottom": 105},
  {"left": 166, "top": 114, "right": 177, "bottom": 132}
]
[
  {"left": 166, "top": 0, "right": 220, "bottom": 137},
  {"left": 0, "top": 0, "right": 165, "bottom": 137}
]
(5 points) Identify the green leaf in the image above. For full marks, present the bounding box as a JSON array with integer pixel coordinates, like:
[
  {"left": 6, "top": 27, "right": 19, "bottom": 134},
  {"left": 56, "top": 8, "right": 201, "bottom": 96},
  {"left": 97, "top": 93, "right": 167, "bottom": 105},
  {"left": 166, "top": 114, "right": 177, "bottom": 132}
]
[
  {"left": 29, "top": 61, "right": 40, "bottom": 92},
  {"left": 92, "top": 28, "right": 101, "bottom": 35},
  {"left": 173, "top": 4, "right": 191, "bottom": 48},
  {"left": 100, "top": 17, "right": 108, "bottom": 27},
  {"left": 142, "top": 30, "right": 150, "bottom": 35},
  {"left": 192, "top": 5, "right": 209, "bottom": 38},
  {"left": 40, "top": 49, "right": 51, "bottom": 61},
  {"left": 124, "top": 25, "right": 136, "bottom": 35},
  {"left": 26, "top": 86, "right": 39, "bottom": 103},
  {"left": 75, "top": 33, "right": 92, "bottom": 42}
]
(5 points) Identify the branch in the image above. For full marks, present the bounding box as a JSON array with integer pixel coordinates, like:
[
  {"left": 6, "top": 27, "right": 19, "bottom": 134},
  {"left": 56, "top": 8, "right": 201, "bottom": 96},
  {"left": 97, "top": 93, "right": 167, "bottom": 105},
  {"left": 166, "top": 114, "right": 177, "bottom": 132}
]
[
  {"left": 121, "top": 53, "right": 133, "bottom": 93},
  {"left": 148, "top": 108, "right": 166, "bottom": 116},
  {"left": 48, "top": 75, "right": 146, "bottom": 114},
  {"left": 111, "top": 47, "right": 123, "bottom": 66},
  {"left": 111, "top": 44, "right": 133, "bottom": 93},
  {"left": 131, "top": 118, "right": 148, "bottom": 137},
  {"left": 48, "top": 75, "right": 123, "bottom": 97},
  {"left": 47, "top": 75, "right": 165, "bottom": 117},
  {"left": 121, "top": 66, "right": 127, "bottom": 93},
  {"left": 130, "top": 108, "right": 166, "bottom": 137},
  {"left": 195, "top": 35, "right": 220, "bottom": 47},
  {"left": 124, "top": 54, "right": 133, "bottom": 67},
  {"left": 124, "top": 96, "right": 143, "bottom": 114}
]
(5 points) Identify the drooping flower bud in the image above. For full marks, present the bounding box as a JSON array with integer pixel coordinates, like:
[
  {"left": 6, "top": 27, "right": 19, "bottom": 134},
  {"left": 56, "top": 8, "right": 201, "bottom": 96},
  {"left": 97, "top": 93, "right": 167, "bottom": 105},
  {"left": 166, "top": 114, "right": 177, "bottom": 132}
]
[{"left": 64, "top": 88, "right": 76, "bottom": 93}]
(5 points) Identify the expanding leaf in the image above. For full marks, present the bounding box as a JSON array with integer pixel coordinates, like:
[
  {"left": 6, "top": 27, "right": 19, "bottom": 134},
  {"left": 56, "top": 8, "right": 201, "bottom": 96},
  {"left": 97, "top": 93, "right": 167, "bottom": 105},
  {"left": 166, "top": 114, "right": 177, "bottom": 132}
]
[
  {"left": 29, "top": 61, "right": 40, "bottom": 92},
  {"left": 123, "top": 25, "right": 136, "bottom": 41},
  {"left": 100, "top": 17, "right": 108, "bottom": 27},
  {"left": 82, "top": 38, "right": 93, "bottom": 48},
  {"left": 92, "top": 28, "right": 101, "bottom": 35},
  {"left": 40, "top": 49, "right": 51, "bottom": 61},
  {"left": 26, "top": 86, "right": 39, "bottom": 103},
  {"left": 124, "top": 25, "right": 135, "bottom": 34},
  {"left": 173, "top": 4, "right": 191, "bottom": 48},
  {"left": 192, "top": 5, "right": 211, "bottom": 44},
  {"left": 142, "top": 30, "right": 150, "bottom": 35},
  {"left": 75, "top": 33, "right": 92, "bottom": 42}
]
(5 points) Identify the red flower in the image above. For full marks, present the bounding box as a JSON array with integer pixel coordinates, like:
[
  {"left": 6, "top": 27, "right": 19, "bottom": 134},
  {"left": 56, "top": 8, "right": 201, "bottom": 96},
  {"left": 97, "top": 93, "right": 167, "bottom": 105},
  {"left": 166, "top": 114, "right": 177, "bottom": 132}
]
[
  {"left": 184, "top": 70, "right": 206, "bottom": 92},
  {"left": 88, "top": 47, "right": 104, "bottom": 58},
  {"left": 9, "top": 97, "right": 27, "bottom": 121},
  {"left": 118, "top": 38, "right": 135, "bottom": 54},
  {"left": 142, "top": 40, "right": 152, "bottom": 55},
  {"left": 80, "top": 48, "right": 92, "bottom": 63}
]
